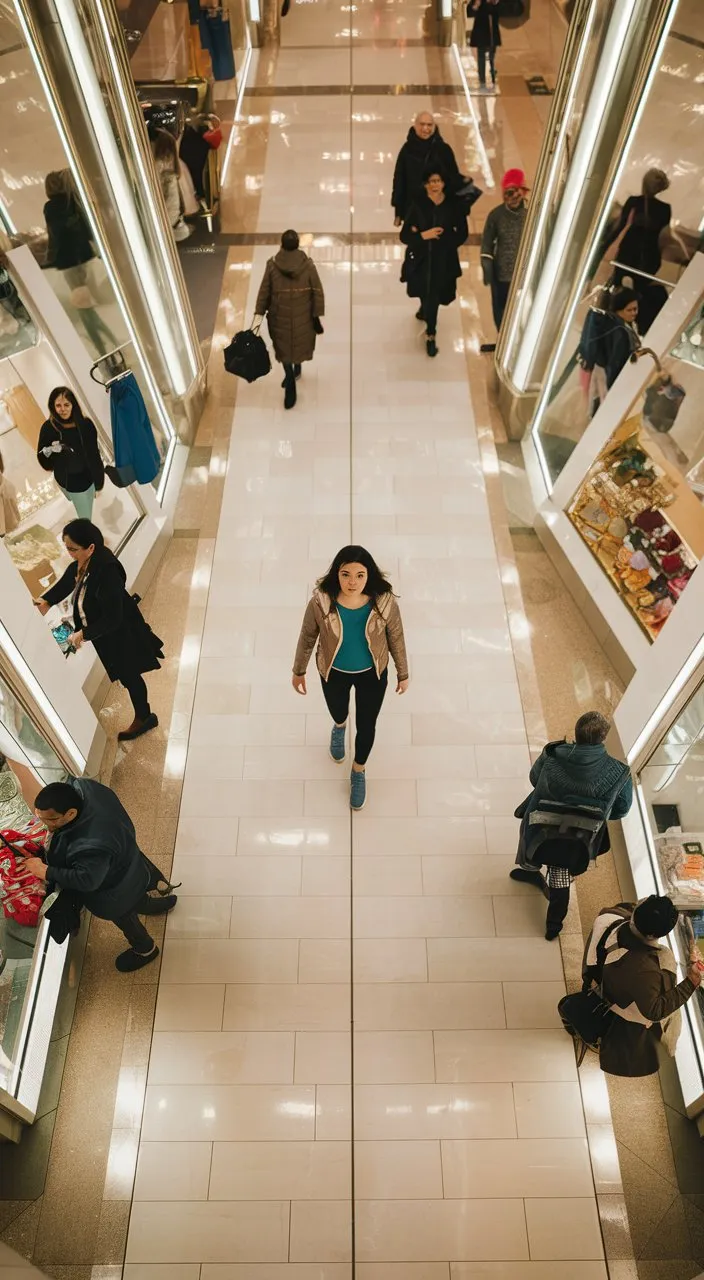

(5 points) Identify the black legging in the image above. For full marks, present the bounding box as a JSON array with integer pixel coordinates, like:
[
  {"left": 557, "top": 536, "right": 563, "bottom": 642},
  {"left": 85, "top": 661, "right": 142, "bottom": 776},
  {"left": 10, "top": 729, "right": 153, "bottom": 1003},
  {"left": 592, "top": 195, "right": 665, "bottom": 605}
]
[
  {"left": 321, "top": 667, "right": 388, "bottom": 765},
  {"left": 421, "top": 293, "right": 440, "bottom": 336},
  {"left": 123, "top": 674, "right": 150, "bottom": 720}
]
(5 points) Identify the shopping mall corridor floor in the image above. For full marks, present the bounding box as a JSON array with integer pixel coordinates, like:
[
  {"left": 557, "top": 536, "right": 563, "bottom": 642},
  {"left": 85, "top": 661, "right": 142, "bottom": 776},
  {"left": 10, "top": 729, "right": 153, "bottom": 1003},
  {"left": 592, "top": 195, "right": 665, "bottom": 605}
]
[{"left": 116, "top": 1, "right": 614, "bottom": 1274}]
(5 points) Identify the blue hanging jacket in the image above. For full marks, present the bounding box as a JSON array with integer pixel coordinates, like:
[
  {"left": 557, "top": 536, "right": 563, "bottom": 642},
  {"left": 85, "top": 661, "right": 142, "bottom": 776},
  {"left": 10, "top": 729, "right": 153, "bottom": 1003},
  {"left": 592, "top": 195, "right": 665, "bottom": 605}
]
[{"left": 109, "top": 373, "right": 161, "bottom": 486}]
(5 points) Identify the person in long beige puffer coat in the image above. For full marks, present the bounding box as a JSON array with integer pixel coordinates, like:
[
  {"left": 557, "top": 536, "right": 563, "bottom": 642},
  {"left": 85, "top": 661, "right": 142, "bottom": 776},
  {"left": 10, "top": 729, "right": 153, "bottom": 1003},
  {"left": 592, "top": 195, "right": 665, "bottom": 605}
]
[{"left": 254, "top": 229, "right": 325, "bottom": 409}]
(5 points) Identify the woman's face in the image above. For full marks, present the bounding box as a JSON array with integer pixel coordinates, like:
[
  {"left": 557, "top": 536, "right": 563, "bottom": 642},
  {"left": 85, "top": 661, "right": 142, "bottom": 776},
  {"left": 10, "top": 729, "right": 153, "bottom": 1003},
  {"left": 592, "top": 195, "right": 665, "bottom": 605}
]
[
  {"left": 338, "top": 561, "right": 368, "bottom": 598},
  {"left": 618, "top": 301, "right": 639, "bottom": 324},
  {"left": 425, "top": 173, "right": 445, "bottom": 198},
  {"left": 64, "top": 534, "right": 94, "bottom": 570},
  {"left": 53, "top": 394, "right": 74, "bottom": 421}
]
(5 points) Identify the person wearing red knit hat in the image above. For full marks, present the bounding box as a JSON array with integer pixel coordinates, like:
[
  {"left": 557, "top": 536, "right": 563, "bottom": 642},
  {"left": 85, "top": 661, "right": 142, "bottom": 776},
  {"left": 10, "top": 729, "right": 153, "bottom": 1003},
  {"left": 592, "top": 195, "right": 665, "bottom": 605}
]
[{"left": 479, "top": 168, "right": 529, "bottom": 352}]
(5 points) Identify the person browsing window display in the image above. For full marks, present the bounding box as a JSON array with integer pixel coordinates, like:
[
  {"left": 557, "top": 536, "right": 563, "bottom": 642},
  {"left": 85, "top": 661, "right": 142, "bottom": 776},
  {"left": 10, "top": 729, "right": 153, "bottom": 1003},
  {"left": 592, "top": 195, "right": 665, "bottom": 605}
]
[
  {"left": 36, "top": 387, "right": 104, "bottom": 520},
  {"left": 292, "top": 546, "right": 409, "bottom": 811},
  {"left": 33, "top": 519, "right": 164, "bottom": 742}
]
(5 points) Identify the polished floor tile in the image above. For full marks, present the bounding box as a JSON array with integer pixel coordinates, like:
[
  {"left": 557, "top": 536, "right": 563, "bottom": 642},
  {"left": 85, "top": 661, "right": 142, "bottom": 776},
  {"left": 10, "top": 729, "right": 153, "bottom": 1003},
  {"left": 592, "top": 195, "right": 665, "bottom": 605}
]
[
  {"left": 524, "top": 1198, "right": 604, "bottom": 1260},
  {"left": 126, "top": 1201, "right": 290, "bottom": 1263},
  {"left": 147, "top": 1031, "right": 295, "bottom": 1084},
  {"left": 355, "top": 1200, "right": 528, "bottom": 1262},
  {"left": 209, "top": 1140, "right": 351, "bottom": 1200},
  {"left": 440, "top": 1137, "right": 593, "bottom": 1198},
  {"left": 141, "top": 1084, "right": 317, "bottom": 1141},
  {"left": 134, "top": 1143, "right": 212, "bottom": 1201},
  {"left": 355, "top": 1140, "right": 443, "bottom": 1199}
]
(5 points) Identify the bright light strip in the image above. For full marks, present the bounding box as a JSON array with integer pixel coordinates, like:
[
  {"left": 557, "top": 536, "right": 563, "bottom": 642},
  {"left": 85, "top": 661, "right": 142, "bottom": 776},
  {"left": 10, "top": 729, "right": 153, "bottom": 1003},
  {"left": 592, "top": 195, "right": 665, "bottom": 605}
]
[
  {"left": 248, "top": 0, "right": 261, "bottom": 22},
  {"left": 90, "top": 0, "right": 199, "bottom": 386},
  {"left": 0, "top": 623, "right": 86, "bottom": 773},
  {"left": 10, "top": 928, "right": 68, "bottom": 1111},
  {"left": 451, "top": 43, "right": 495, "bottom": 190},
  {"left": 441, "top": 0, "right": 452, "bottom": 18},
  {"left": 513, "top": 0, "right": 634, "bottom": 390},
  {"left": 221, "top": 39, "right": 254, "bottom": 185},
  {"left": 155, "top": 433, "right": 178, "bottom": 504},
  {"left": 627, "top": 633, "right": 704, "bottom": 766},
  {"left": 0, "top": 195, "right": 18, "bottom": 236},
  {"left": 12, "top": 0, "right": 178, "bottom": 474},
  {"left": 500, "top": 0, "right": 598, "bottom": 372},
  {"left": 51, "top": 0, "right": 189, "bottom": 397}
]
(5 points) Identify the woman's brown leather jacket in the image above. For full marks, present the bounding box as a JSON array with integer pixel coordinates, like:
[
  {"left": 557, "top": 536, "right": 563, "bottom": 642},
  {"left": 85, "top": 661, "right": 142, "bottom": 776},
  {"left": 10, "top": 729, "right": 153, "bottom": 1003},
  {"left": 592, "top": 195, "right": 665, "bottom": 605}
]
[{"left": 293, "top": 589, "right": 409, "bottom": 682}]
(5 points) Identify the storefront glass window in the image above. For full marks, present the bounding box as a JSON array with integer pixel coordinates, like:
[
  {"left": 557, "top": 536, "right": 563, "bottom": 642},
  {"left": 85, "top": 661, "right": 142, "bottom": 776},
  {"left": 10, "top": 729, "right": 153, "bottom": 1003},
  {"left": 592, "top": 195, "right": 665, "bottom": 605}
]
[
  {"left": 0, "top": 672, "right": 66, "bottom": 1094},
  {"left": 566, "top": 296, "right": 704, "bottom": 641},
  {"left": 638, "top": 681, "right": 704, "bottom": 1065}
]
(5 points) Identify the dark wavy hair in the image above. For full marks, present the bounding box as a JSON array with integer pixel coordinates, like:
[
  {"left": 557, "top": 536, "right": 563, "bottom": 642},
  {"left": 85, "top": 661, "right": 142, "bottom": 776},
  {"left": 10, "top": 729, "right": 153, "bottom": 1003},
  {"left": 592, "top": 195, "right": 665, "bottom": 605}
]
[
  {"left": 62, "top": 518, "right": 105, "bottom": 550},
  {"left": 317, "top": 545, "right": 394, "bottom": 604},
  {"left": 48, "top": 386, "right": 88, "bottom": 429}
]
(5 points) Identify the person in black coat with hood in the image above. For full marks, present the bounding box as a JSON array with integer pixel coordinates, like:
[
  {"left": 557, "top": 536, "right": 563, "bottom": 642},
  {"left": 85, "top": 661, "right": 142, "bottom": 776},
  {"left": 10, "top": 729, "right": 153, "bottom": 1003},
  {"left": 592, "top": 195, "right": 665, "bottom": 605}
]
[
  {"left": 400, "top": 171, "right": 469, "bottom": 357},
  {"left": 33, "top": 519, "right": 164, "bottom": 742},
  {"left": 25, "top": 776, "right": 177, "bottom": 973},
  {"left": 392, "top": 112, "right": 461, "bottom": 226},
  {"left": 467, "top": 0, "right": 501, "bottom": 90}
]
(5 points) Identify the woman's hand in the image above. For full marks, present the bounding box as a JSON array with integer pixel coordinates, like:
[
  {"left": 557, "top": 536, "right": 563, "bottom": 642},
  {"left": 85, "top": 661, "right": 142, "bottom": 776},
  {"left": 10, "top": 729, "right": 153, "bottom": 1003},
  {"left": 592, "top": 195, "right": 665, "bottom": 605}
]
[
  {"left": 421, "top": 227, "right": 443, "bottom": 240},
  {"left": 292, "top": 673, "right": 307, "bottom": 695},
  {"left": 33, "top": 598, "right": 50, "bottom": 616},
  {"left": 68, "top": 630, "right": 85, "bottom": 649},
  {"left": 396, "top": 678, "right": 409, "bottom": 695}
]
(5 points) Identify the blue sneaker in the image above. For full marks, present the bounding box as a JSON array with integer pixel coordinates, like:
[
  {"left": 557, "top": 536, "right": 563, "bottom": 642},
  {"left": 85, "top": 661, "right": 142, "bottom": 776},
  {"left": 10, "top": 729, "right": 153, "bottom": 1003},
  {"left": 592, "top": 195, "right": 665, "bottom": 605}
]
[
  {"left": 350, "top": 768, "right": 366, "bottom": 811},
  {"left": 330, "top": 724, "right": 346, "bottom": 762}
]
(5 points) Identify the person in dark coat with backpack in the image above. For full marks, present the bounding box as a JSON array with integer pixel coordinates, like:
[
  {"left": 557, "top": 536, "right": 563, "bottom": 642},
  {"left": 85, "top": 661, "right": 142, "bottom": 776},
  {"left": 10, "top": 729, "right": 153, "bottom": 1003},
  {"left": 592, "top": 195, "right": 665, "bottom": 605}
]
[
  {"left": 467, "top": 0, "right": 501, "bottom": 91},
  {"left": 33, "top": 519, "right": 164, "bottom": 742},
  {"left": 511, "top": 710, "right": 633, "bottom": 940},
  {"left": 391, "top": 112, "right": 462, "bottom": 225},
  {"left": 400, "top": 171, "right": 468, "bottom": 358},
  {"left": 254, "top": 229, "right": 325, "bottom": 410},
  {"left": 25, "top": 777, "right": 177, "bottom": 973},
  {"left": 583, "top": 895, "right": 701, "bottom": 1077},
  {"left": 579, "top": 288, "right": 641, "bottom": 417}
]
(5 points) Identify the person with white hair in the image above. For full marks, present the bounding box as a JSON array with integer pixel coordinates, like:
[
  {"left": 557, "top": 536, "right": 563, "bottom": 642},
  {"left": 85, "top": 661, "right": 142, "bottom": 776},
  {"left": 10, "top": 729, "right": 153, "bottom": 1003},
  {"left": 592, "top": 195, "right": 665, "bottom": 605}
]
[{"left": 391, "top": 111, "right": 461, "bottom": 226}]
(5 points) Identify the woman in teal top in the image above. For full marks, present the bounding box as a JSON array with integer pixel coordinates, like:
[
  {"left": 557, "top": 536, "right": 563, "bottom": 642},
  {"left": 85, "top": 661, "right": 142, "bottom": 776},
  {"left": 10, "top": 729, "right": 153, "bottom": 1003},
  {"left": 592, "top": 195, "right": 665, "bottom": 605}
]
[{"left": 292, "top": 545, "right": 409, "bottom": 811}]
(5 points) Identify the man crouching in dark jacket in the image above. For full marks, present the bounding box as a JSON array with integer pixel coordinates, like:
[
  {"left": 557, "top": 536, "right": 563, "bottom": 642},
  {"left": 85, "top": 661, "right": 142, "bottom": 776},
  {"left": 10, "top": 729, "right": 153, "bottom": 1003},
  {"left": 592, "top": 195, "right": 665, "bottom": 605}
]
[
  {"left": 510, "top": 711, "right": 633, "bottom": 941},
  {"left": 25, "top": 777, "right": 177, "bottom": 972}
]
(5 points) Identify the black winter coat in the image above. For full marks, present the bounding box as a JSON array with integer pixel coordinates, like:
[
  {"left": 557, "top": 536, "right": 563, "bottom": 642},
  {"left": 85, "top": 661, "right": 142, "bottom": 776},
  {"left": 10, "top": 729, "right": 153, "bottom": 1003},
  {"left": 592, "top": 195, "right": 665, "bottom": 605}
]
[
  {"left": 43, "top": 195, "right": 95, "bottom": 271},
  {"left": 37, "top": 416, "right": 105, "bottom": 494},
  {"left": 467, "top": 0, "right": 501, "bottom": 47},
  {"left": 42, "top": 547, "right": 164, "bottom": 685},
  {"left": 391, "top": 128, "right": 462, "bottom": 220},
  {"left": 45, "top": 776, "right": 149, "bottom": 921},
  {"left": 400, "top": 194, "right": 468, "bottom": 306}
]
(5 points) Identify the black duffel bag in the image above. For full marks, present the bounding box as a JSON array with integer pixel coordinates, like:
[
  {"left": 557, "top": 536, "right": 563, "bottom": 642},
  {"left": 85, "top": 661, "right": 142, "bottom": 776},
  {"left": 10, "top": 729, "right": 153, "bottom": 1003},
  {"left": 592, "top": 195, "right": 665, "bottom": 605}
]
[{"left": 223, "top": 324, "right": 271, "bottom": 383}]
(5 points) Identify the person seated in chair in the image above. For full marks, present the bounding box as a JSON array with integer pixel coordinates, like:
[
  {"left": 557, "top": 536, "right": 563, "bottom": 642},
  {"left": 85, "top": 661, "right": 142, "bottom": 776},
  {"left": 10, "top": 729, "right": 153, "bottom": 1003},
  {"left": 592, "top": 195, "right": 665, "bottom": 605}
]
[{"left": 510, "top": 711, "right": 633, "bottom": 940}]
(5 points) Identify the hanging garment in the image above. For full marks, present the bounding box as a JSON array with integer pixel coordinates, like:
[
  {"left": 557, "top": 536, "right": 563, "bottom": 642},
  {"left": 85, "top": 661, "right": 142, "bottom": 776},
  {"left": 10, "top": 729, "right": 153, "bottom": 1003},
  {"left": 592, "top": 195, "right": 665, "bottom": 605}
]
[
  {"left": 2, "top": 386, "right": 45, "bottom": 449},
  {"left": 0, "top": 473, "right": 20, "bottom": 537},
  {"left": 109, "top": 373, "right": 161, "bottom": 486}
]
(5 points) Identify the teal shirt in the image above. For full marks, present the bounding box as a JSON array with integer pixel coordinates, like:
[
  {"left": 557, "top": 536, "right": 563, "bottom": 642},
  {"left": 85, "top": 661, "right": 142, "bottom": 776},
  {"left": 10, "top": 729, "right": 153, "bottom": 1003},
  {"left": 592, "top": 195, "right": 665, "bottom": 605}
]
[{"left": 332, "top": 602, "right": 373, "bottom": 672}]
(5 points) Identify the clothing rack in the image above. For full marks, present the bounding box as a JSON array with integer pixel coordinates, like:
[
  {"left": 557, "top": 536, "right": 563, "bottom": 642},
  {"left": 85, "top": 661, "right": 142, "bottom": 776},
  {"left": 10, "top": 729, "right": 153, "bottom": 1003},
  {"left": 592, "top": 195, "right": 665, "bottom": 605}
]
[{"left": 89, "top": 341, "right": 134, "bottom": 389}]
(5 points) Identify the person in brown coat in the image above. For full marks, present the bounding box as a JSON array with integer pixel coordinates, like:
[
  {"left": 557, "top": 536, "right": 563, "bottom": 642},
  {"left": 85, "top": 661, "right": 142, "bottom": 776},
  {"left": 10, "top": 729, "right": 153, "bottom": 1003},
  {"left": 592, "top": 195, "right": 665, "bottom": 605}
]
[
  {"left": 254, "top": 229, "right": 325, "bottom": 409},
  {"left": 583, "top": 895, "right": 701, "bottom": 1078}
]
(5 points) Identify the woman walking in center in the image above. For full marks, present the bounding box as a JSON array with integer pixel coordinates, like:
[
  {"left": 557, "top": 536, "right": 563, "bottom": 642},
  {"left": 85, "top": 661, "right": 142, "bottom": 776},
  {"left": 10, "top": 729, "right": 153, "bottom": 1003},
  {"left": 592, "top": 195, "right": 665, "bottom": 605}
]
[
  {"left": 292, "top": 546, "right": 409, "bottom": 811},
  {"left": 254, "top": 229, "right": 325, "bottom": 410},
  {"left": 400, "top": 171, "right": 468, "bottom": 357}
]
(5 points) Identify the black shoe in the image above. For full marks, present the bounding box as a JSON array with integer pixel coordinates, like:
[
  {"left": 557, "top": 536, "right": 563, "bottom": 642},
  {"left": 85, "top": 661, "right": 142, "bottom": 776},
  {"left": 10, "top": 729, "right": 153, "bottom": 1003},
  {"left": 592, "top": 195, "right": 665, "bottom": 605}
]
[
  {"left": 115, "top": 945, "right": 159, "bottom": 973},
  {"left": 426, "top": 337, "right": 438, "bottom": 357},
  {"left": 480, "top": 342, "right": 496, "bottom": 353},
  {"left": 415, "top": 307, "right": 425, "bottom": 321},
  {"left": 284, "top": 379, "right": 297, "bottom": 409},
  {"left": 118, "top": 712, "right": 158, "bottom": 742},
  {"left": 510, "top": 867, "right": 550, "bottom": 898},
  {"left": 141, "top": 894, "right": 178, "bottom": 916},
  {"left": 545, "top": 926, "right": 562, "bottom": 941}
]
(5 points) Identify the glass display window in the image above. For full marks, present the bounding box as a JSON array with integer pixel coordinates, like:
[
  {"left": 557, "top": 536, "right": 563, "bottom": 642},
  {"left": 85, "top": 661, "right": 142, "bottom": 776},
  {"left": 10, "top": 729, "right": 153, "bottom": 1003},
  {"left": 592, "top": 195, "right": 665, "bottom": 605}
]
[
  {"left": 637, "top": 679, "right": 704, "bottom": 1085},
  {"left": 566, "top": 302, "right": 704, "bottom": 642},
  {"left": 0, "top": 669, "right": 67, "bottom": 1098}
]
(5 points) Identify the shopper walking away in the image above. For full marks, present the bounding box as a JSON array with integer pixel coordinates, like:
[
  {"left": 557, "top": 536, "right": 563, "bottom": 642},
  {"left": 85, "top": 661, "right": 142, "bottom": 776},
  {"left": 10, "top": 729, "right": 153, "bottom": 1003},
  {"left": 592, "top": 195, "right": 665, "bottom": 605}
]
[
  {"left": 479, "top": 168, "right": 529, "bottom": 351},
  {"left": 467, "top": 0, "right": 501, "bottom": 91},
  {"left": 598, "top": 169, "right": 671, "bottom": 287},
  {"left": 391, "top": 112, "right": 462, "bottom": 226},
  {"left": 43, "top": 171, "right": 118, "bottom": 356},
  {"left": 511, "top": 711, "right": 633, "bottom": 940},
  {"left": 37, "top": 387, "right": 104, "bottom": 520},
  {"left": 583, "top": 895, "right": 701, "bottom": 1077},
  {"left": 254, "top": 230, "right": 325, "bottom": 410},
  {"left": 26, "top": 778, "right": 177, "bottom": 972},
  {"left": 292, "top": 546, "right": 409, "bottom": 811},
  {"left": 578, "top": 287, "right": 640, "bottom": 417},
  {"left": 400, "top": 171, "right": 468, "bottom": 357},
  {"left": 33, "top": 519, "right": 164, "bottom": 741}
]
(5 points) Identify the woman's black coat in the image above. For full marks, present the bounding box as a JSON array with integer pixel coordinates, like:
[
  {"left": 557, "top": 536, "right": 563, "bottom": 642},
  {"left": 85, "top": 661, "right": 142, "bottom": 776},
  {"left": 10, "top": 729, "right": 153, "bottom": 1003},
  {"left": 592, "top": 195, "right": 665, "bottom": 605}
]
[
  {"left": 42, "top": 547, "right": 164, "bottom": 685},
  {"left": 37, "top": 416, "right": 105, "bottom": 493},
  {"left": 468, "top": 0, "right": 501, "bottom": 47},
  {"left": 400, "top": 194, "right": 468, "bottom": 305},
  {"left": 391, "top": 128, "right": 462, "bottom": 221},
  {"left": 44, "top": 195, "right": 95, "bottom": 271}
]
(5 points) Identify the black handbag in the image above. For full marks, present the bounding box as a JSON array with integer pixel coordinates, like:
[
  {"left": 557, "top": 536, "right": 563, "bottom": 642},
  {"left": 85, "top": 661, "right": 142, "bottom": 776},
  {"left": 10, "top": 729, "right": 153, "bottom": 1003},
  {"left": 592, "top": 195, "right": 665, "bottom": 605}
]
[
  {"left": 223, "top": 324, "right": 271, "bottom": 383},
  {"left": 456, "top": 177, "right": 483, "bottom": 213}
]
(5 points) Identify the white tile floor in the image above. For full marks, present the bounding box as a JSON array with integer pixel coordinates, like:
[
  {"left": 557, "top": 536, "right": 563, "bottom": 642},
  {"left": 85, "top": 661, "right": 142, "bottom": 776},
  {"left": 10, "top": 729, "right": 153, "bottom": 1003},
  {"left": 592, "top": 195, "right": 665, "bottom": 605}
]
[{"left": 124, "top": 0, "right": 608, "bottom": 1274}]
